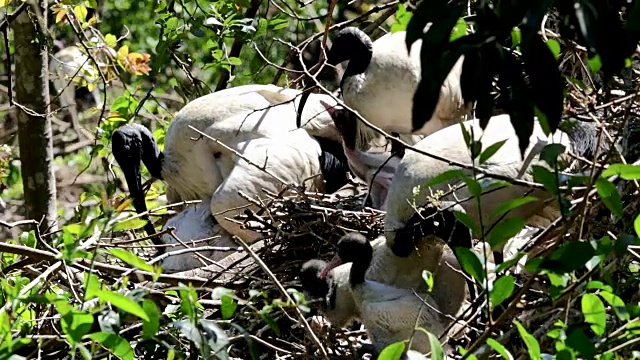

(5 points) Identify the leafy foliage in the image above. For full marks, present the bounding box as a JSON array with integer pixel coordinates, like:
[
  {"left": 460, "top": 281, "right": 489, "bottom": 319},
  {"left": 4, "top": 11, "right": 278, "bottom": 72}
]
[{"left": 406, "top": 0, "right": 640, "bottom": 155}]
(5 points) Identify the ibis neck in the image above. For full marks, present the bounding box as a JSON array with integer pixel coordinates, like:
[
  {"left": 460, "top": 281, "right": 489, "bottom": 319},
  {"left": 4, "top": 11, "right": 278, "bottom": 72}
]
[
  {"left": 348, "top": 246, "right": 372, "bottom": 287},
  {"left": 314, "top": 136, "right": 350, "bottom": 193},
  {"left": 336, "top": 39, "right": 372, "bottom": 88}
]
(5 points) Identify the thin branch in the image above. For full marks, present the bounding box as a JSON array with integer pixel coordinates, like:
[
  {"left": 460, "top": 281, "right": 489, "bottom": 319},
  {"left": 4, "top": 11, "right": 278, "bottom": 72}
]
[
  {"left": 233, "top": 235, "right": 330, "bottom": 359},
  {"left": 215, "top": 0, "right": 262, "bottom": 91}
]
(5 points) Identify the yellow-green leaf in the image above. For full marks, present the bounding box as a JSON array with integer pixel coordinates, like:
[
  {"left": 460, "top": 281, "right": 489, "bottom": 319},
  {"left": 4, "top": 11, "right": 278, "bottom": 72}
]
[
  {"left": 514, "top": 320, "right": 540, "bottom": 360},
  {"left": 602, "top": 163, "right": 640, "bottom": 180},
  {"left": 112, "top": 218, "right": 148, "bottom": 232},
  {"left": 142, "top": 300, "right": 160, "bottom": 339},
  {"left": 73, "top": 5, "right": 88, "bottom": 23},
  {"left": 546, "top": 39, "right": 561, "bottom": 60},
  {"left": 490, "top": 275, "right": 515, "bottom": 309},
  {"left": 0, "top": 0, "right": 11, "bottom": 8},
  {"left": 89, "top": 289, "right": 150, "bottom": 322},
  {"left": 117, "top": 45, "right": 129, "bottom": 60},
  {"left": 378, "top": 342, "right": 405, "bottom": 360},
  {"left": 110, "top": 249, "right": 155, "bottom": 273},
  {"left": 486, "top": 338, "right": 512, "bottom": 359},
  {"left": 427, "top": 332, "right": 444, "bottom": 360},
  {"left": 581, "top": 293, "right": 606, "bottom": 336},
  {"left": 105, "top": 34, "right": 118, "bottom": 48},
  {"left": 86, "top": 332, "right": 134, "bottom": 360}
]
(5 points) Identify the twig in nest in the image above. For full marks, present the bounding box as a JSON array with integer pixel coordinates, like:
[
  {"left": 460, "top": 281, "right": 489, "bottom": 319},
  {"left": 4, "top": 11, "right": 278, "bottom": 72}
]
[{"left": 232, "top": 235, "right": 330, "bottom": 359}]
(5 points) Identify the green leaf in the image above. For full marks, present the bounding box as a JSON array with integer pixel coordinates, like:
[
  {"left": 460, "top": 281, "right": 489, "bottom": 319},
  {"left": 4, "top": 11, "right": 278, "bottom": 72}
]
[
  {"left": 581, "top": 294, "right": 606, "bottom": 336},
  {"left": 165, "top": 17, "right": 179, "bottom": 31},
  {"left": 531, "top": 165, "right": 559, "bottom": 195},
  {"left": 86, "top": 332, "right": 134, "bottom": 360},
  {"left": 549, "top": 270, "right": 572, "bottom": 288},
  {"left": 221, "top": 295, "right": 237, "bottom": 320},
  {"left": 514, "top": 320, "right": 541, "bottom": 360},
  {"left": 479, "top": 139, "right": 507, "bottom": 164},
  {"left": 84, "top": 272, "right": 102, "bottom": 295},
  {"left": 427, "top": 332, "right": 444, "bottom": 360},
  {"left": 105, "top": 34, "right": 118, "bottom": 48},
  {"left": 566, "top": 326, "right": 595, "bottom": 360},
  {"left": 587, "top": 54, "right": 602, "bottom": 73},
  {"left": 599, "top": 291, "right": 627, "bottom": 321},
  {"left": 112, "top": 218, "right": 148, "bottom": 232},
  {"left": 486, "top": 338, "right": 512, "bottom": 359},
  {"left": 540, "top": 143, "right": 567, "bottom": 167},
  {"left": 556, "top": 349, "right": 576, "bottom": 360},
  {"left": 595, "top": 178, "right": 623, "bottom": 217},
  {"left": 490, "top": 275, "right": 515, "bottom": 309},
  {"left": 410, "top": 2, "right": 469, "bottom": 131},
  {"left": 450, "top": 17, "right": 467, "bottom": 41},
  {"left": 110, "top": 249, "right": 155, "bottom": 273},
  {"left": 496, "top": 48, "right": 534, "bottom": 155},
  {"left": 422, "top": 270, "right": 434, "bottom": 293},
  {"left": 423, "top": 169, "right": 466, "bottom": 187},
  {"left": 55, "top": 303, "right": 94, "bottom": 345},
  {"left": 601, "top": 163, "right": 640, "bottom": 180},
  {"left": 546, "top": 39, "right": 561, "bottom": 60},
  {"left": 90, "top": 289, "right": 150, "bottom": 322},
  {"left": 267, "top": 18, "right": 288, "bottom": 30},
  {"left": 635, "top": 214, "right": 640, "bottom": 238},
  {"left": 142, "top": 300, "right": 160, "bottom": 339},
  {"left": 392, "top": 3, "right": 413, "bottom": 33},
  {"left": 489, "top": 196, "right": 539, "bottom": 220},
  {"left": 510, "top": 27, "right": 521, "bottom": 48},
  {"left": 378, "top": 342, "right": 405, "bottom": 360},
  {"left": 259, "top": 312, "right": 280, "bottom": 336},
  {"left": 585, "top": 281, "right": 612, "bottom": 292},
  {"left": 539, "top": 241, "right": 595, "bottom": 273},
  {"left": 453, "top": 210, "right": 479, "bottom": 235},
  {"left": 454, "top": 247, "right": 485, "bottom": 283},
  {"left": 228, "top": 57, "right": 242, "bottom": 66},
  {"left": 493, "top": 252, "right": 525, "bottom": 273},
  {"left": 487, "top": 217, "right": 526, "bottom": 249},
  {"left": 463, "top": 177, "right": 482, "bottom": 198},
  {"left": 73, "top": 5, "right": 88, "bottom": 23},
  {"left": 469, "top": 139, "right": 482, "bottom": 162}
]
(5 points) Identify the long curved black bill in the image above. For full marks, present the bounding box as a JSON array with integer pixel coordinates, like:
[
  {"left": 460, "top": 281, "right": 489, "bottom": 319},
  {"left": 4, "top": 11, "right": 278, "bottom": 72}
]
[
  {"left": 296, "top": 89, "right": 312, "bottom": 128},
  {"left": 112, "top": 126, "right": 158, "bottom": 240}
]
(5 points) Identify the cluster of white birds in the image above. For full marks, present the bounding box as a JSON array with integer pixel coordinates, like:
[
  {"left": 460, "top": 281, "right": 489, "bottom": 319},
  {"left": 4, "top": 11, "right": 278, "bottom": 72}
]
[
  {"left": 108, "top": 25, "right": 608, "bottom": 358},
  {"left": 111, "top": 85, "right": 351, "bottom": 272},
  {"left": 298, "top": 26, "right": 608, "bottom": 357}
]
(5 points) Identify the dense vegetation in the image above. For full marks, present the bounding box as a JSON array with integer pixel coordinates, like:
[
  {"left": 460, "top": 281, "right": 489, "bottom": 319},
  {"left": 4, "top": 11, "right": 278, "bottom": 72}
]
[{"left": 0, "top": 0, "right": 639, "bottom": 359}]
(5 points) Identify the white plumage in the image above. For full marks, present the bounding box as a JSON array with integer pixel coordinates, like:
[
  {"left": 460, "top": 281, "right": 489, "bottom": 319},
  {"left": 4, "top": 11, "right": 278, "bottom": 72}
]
[
  {"left": 160, "top": 198, "right": 225, "bottom": 273},
  {"left": 302, "top": 233, "right": 468, "bottom": 356},
  {"left": 326, "top": 27, "right": 470, "bottom": 151},
  {"left": 384, "top": 114, "right": 605, "bottom": 262},
  {"left": 159, "top": 85, "right": 342, "bottom": 202},
  {"left": 112, "top": 85, "right": 350, "bottom": 272}
]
